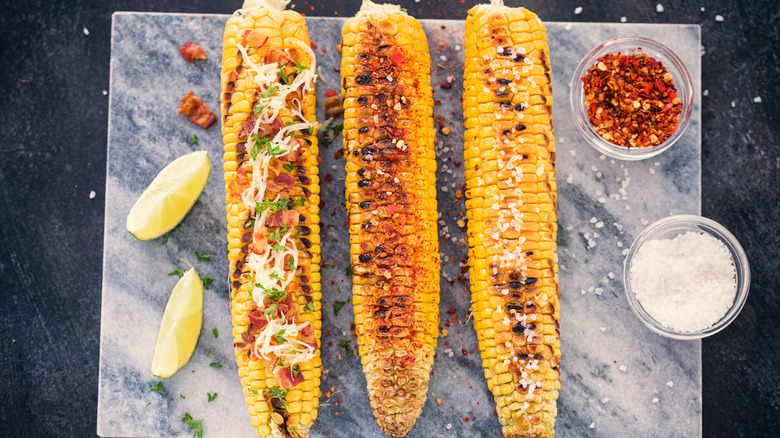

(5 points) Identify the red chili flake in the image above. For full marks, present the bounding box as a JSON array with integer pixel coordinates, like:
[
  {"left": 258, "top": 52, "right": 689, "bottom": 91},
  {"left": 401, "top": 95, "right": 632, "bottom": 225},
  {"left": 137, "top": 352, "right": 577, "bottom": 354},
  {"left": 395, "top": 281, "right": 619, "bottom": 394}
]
[
  {"left": 439, "top": 81, "right": 453, "bottom": 89},
  {"left": 581, "top": 51, "right": 682, "bottom": 148},
  {"left": 325, "top": 89, "right": 337, "bottom": 97},
  {"left": 310, "top": 40, "right": 318, "bottom": 49},
  {"left": 446, "top": 307, "right": 456, "bottom": 314},
  {"left": 461, "top": 348, "right": 468, "bottom": 356},
  {"left": 463, "top": 417, "right": 469, "bottom": 422},
  {"left": 334, "top": 149, "right": 344, "bottom": 159},
  {"left": 324, "top": 173, "right": 334, "bottom": 183}
]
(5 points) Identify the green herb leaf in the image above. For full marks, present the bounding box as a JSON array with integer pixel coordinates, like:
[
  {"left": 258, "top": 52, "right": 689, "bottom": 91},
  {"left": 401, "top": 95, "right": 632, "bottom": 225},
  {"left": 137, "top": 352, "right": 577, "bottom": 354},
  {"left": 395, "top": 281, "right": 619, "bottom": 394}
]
[
  {"left": 286, "top": 257, "right": 296, "bottom": 272},
  {"left": 253, "top": 105, "right": 266, "bottom": 115},
  {"left": 307, "top": 126, "right": 314, "bottom": 135},
  {"left": 304, "top": 302, "right": 315, "bottom": 312},
  {"left": 283, "top": 164, "right": 294, "bottom": 173},
  {"left": 260, "top": 83, "right": 279, "bottom": 98},
  {"left": 244, "top": 219, "right": 254, "bottom": 229},
  {"left": 285, "top": 121, "right": 295, "bottom": 126},
  {"left": 291, "top": 364, "right": 300, "bottom": 378},
  {"left": 272, "top": 243, "right": 285, "bottom": 251},
  {"left": 256, "top": 198, "right": 288, "bottom": 213},
  {"left": 160, "top": 231, "right": 172, "bottom": 245},
  {"left": 209, "top": 361, "right": 223, "bottom": 368},
  {"left": 249, "top": 135, "right": 270, "bottom": 160},
  {"left": 151, "top": 381, "right": 163, "bottom": 391},
  {"left": 333, "top": 300, "right": 347, "bottom": 315},
  {"left": 337, "top": 339, "right": 354, "bottom": 358},
  {"left": 207, "top": 392, "right": 218, "bottom": 402},
  {"left": 212, "top": 326, "right": 219, "bottom": 338},
  {"left": 269, "top": 272, "right": 284, "bottom": 282},
  {"left": 181, "top": 412, "right": 203, "bottom": 438},
  {"left": 273, "top": 329, "right": 287, "bottom": 343},
  {"left": 202, "top": 276, "right": 214, "bottom": 290},
  {"left": 190, "top": 134, "right": 199, "bottom": 144},
  {"left": 180, "top": 394, "right": 186, "bottom": 399},
  {"left": 263, "top": 386, "right": 289, "bottom": 404},
  {"left": 345, "top": 265, "right": 353, "bottom": 276},
  {"left": 279, "top": 67, "right": 289, "bottom": 84},
  {"left": 293, "top": 197, "right": 306, "bottom": 208},
  {"left": 293, "top": 229, "right": 301, "bottom": 239},
  {"left": 168, "top": 267, "right": 186, "bottom": 278},
  {"left": 195, "top": 251, "right": 211, "bottom": 262},
  {"left": 247, "top": 387, "right": 259, "bottom": 394},
  {"left": 292, "top": 60, "right": 307, "bottom": 73}
]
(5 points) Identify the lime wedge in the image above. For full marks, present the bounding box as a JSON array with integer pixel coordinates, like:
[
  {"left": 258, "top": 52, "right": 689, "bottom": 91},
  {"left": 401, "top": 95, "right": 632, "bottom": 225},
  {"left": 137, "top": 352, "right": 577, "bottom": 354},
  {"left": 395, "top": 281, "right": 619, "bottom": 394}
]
[
  {"left": 126, "top": 150, "right": 211, "bottom": 241},
  {"left": 151, "top": 268, "right": 203, "bottom": 378}
]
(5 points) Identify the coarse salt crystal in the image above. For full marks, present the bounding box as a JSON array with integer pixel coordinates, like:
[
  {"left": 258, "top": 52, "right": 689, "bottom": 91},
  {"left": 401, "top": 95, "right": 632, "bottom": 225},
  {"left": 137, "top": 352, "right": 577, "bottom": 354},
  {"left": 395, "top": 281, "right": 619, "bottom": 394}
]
[
  {"left": 589, "top": 422, "right": 595, "bottom": 429},
  {"left": 83, "top": 27, "right": 90, "bottom": 35},
  {"left": 602, "top": 397, "right": 610, "bottom": 403},
  {"left": 653, "top": 397, "right": 659, "bottom": 403},
  {"left": 731, "top": 101, "right": 736, "bottom": 108},
  {"left": 620, "top": 16, "right": 627, "bottom": 22},
  {"left": 574, "top": 7, "right": 583, "bottom": 15},
  {"left": 753, "top": 96, "right": 762, "bottom": 103},
  {"left": 703, "top": 89, "right": 709, "bottom": 96},
  {"left": 656, "top": 4, "right": 664, "bottom": 13},
  {"left": 600, "top": 326, "right": 606, "bottom": 332},
  {"left": 666, "top": 381, "right": 674, "bottom": 387},
  {"left": 619, "top": 365, "right": 627, "bottom": 371},
  {"left": 630, "top": 232, "right": 737, "bottom": 332},
  {"left": 89, "top": 190, "right": 96, "bottom": 199},
  {"left": 715, "top": 15, "right": 724, "bottom": 22}
]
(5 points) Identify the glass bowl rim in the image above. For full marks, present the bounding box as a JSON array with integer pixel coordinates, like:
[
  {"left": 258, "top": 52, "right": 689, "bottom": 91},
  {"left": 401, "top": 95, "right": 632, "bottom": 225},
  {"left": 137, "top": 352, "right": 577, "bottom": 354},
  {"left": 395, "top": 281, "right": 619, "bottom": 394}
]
[
  {"left": 622, "top": 214, "right": 751, "bottom": 340},
  {"left": 569, "top": 36, "right": 694, "bottom": 161}
]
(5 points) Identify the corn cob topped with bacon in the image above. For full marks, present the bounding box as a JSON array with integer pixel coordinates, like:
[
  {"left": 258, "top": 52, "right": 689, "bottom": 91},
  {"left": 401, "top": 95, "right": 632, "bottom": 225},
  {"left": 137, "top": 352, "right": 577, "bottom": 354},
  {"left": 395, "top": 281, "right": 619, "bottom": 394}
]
[
  {"left": 220, "top": 0, "right": 321, "bottom": 436},
  {"left": 340, "top": 1, "right": 439, "bottom": 436},
  {"left": 463, "top": 1, "right": 560, "bottom": 437}
]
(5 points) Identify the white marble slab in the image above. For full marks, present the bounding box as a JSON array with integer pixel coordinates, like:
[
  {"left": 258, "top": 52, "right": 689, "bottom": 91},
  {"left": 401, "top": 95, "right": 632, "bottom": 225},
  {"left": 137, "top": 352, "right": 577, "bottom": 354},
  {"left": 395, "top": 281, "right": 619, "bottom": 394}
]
[{"left": 99, "top": 13, "right": 701, "bottom": 438}]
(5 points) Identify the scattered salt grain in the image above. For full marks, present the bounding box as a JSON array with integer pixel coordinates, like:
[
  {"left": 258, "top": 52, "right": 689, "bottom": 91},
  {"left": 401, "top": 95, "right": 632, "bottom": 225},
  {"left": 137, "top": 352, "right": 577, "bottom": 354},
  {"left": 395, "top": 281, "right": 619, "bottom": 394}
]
[
  {"left": 607, "top": 272, "right": 615, "bottom": 279},
  {"left": 89, "top": 190, "right": 96, "bottom": 199},
  {"left": 102, "top": 90, "right": 108, "bottom": 96},
  {"left": 666, "top": 381, "right": 674, "bottom": 387},
  {"left": 619, "top": 365, "right": 627, "bottom": 372},
  {"left": 731, "top": 101, "right": 736, "bottom": 108},
  {"left": 602, "top": 397, "right": 610, "bottom": 403},
  {"left": 656, "top": 4, "right": 664, "bottom": 13},
  {"left": 600, "top": 326, "right": 606, "bottom": 332},
  {"left": 715, "top": 14, "right": 724, "bottom": 22},
  {"left": 589, "top": 422, "right": 595, "bottom": 429},
  {"left": 620, "top": 16, "right": 627, "bottom": 23},
  {"left": 703, "top": 89, "right": 709, "bottom": 96},
  {"left": 753, "top": 96, "right": 762, "bottom": 103},
  {"left": 630, "top": 231, "right": 737, "bottom": 332},
  {"left": 564, "top": 23, "right": 573, "bottom": 31},
  {"left": 574, "top": 7, "right": 583, "bottom": 15},
  {"left": 652, "top": 397, "right": 659, "bottom": 403},
  {"left": 595, "top": 222, "right": 604, "bottom": 229},
  {"left": 83, "top": 27, "right": 90, "bottom": 35}
]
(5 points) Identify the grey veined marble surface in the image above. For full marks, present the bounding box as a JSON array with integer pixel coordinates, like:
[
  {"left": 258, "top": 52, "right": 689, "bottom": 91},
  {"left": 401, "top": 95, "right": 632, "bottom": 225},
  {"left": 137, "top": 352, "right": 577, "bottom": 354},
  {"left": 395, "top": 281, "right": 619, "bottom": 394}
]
[{"left": 99, "top": 12, "right": 701, "bottom": 438}]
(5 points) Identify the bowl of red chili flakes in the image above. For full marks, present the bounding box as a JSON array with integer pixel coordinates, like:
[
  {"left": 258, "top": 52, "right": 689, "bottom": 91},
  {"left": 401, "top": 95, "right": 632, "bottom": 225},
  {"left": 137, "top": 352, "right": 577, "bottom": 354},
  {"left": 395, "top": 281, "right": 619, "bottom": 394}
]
[{"left": 570, "top": 37, "right": 694, "bottom": 160}]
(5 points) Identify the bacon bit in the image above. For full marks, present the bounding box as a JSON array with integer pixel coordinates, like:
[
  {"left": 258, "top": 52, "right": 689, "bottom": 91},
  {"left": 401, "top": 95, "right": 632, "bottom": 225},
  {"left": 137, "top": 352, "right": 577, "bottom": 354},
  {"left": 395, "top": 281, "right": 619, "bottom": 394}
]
[
  {"left": 446, "top": 307, "right": 457, "bottom": 314},
  {"left": 278, "top": 138, "right": 303, "bottom": 162},
  {"left": 244, "top": 117, "right": 282, "bottom": 139},
  {"left": 266, "top": 210, "right": 300, "bottom": 228},
  {"left": 228, "top": 166, "right": 251, "bottom": 199},
  {"left": 439, "top": 81, "right": 453, "bottom": 89},
  {"left": 437, "top": 398, "right": 442, "bottom": 405},
  {"left": 178, "top": 91, "right": 217, "bottom": 129},
  {"left": 264, "top": 47, "right": 292, "bottom": 66},
  {"left": 241, "top": 331, "right": 255, "bottom": 345},
  {"left": 178, "top": 41, "right": 206, "bottom": 62},
  {"left": 266, "top": 174, "right": 295, "bottom": 198},
  {"left": 462, "top": 348, "right": 468, "bottom": 356},
  {"left": 249, "top": 233, "right": 268, "bottom": 255},
  {"left": 248, "top": 310, "right": 268, "bottom": 331},
  {"left": 324, "top": 96, "right": 344, "bottom": 119},
  {"left": 242, "top": 29, "right": 268, "bottom": 49},
  {"left": 277, "top": 366, "right": 305, "bottom": 389},
  {"left": 325, "top": 89, "right": 338, "bottom": 97},
  {"left": 324, "top": 173, "right": 334, "bottom": 183},
  {"left": 300, "top": 325, "right": 316, "bottom": 348},
  {"left": 334, "top": 149, "right": 344, "bottom": 159}
]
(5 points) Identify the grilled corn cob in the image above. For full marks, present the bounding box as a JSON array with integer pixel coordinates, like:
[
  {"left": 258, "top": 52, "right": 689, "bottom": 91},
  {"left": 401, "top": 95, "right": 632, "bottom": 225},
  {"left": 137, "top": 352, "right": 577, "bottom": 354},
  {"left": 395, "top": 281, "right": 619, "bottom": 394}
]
[
  {"left": 341, "top": 1, "right": 439, "bottom": 436},
  {"left": 463, "top": 1, "right": 560, "bottom": 437},
  {"left": 221, "top": 1, "right": 321, "bottom": 436}
]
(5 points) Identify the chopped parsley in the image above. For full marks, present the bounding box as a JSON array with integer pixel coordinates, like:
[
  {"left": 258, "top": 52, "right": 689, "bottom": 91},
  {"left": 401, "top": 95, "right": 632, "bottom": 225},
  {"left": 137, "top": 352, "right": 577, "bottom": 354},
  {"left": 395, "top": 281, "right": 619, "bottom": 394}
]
[
  {"left": 266, "top": 141, "right": 289, "bottom": 158},
  {"left": 269, "top": 272, "right": 284, "bottom": 282},
  {"left": 150, "top": 381, "right": 162, "bottom": 391},
  {"left": 273, "top": 329, "right": 287, "bottom": 343},
  {"left": 292, "top": 60, "right": 307, "bottom": 73},
  {"left": 337, "top": 339, "right": 354, "bottom": 358},
  {"left": 207, "top": 392, "right": 218, "bottom": 402},
  {"left": 190, "top": 134, "right": 199, "bottom": 144},
  {"left": 304, "top": 302, "right": 315, "bottom": 312},
  {"left": 279, "top": 67, "right": 290, "bottom": 84},
  {"left": 345, "top": 265, "right": 353, "bottom": 276},
  {"left": 253, "top": 105, "right": 266, "bottom": 115},
  {"left": 249, "top": 135, "right": 270, "bottom": 160},
  {"left": 319, "top": 123, "right": 343, "bottom": 147},
  {"left": 180, "top": 394, "right": 186, "bottom": 399},
  {"left": 160, "top": 231, "right": 172, "bottom": 245},
  {"left": 283, "top": 163, "right": 294, "bottom": 173},
  {"left": 264, "top": 386, "right": 289, "bottom": 403},
  {"left": 256, "top": 198, "right": 288, "bottom": 213},
  {"left": 247, "top": 387, "right": 259, "bottom": 395},
  {"left": 260, "top": 83, "right": 279, "bottom": 98},
  {"left": 212, "top": 326, "right": 219, "bottom": 338},
  {"left": 287, "top": 257, "right": 296, "bottom": 272},
  {"left": 333, "top": 300, "right": 347, "bottom": 315},
  {"left": 272, "top": 243, "right": 285, "bottom": 251},
  {"left": 168, "top": 267, "right": 186, "bottom": 278},
  {"left": 202, "top": 276, "right": 214, "bottom": 290},
  {"left": 293, "top": 197, "right": 306, "bottom": 208},
  {"left": 209, "top": 361, "right": 223, "bottom": 368},
  {"left": 244, "top": 219, "right": 254, "bottom": 229},
  {"left": 181, "top": 413, "right": 203, "bottom": 438},
  {"left": 195, "top": 251, "right": 211, "bottom": 261},
  {"left": 291, "top": 364, "right": 300, "bottom": 377}
]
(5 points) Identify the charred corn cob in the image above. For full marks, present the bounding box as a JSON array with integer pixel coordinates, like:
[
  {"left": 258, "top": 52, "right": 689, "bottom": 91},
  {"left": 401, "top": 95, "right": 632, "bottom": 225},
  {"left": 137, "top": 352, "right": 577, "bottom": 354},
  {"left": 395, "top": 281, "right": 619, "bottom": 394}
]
[
  {"left": 340, "top": 1, "right": 439, "bottom": 436},
  {"left": 221, "top": 1, "right": 321, "bottom": 436},
  {"left": 463, "top": 1, "right": 560, "bottom": 437}
]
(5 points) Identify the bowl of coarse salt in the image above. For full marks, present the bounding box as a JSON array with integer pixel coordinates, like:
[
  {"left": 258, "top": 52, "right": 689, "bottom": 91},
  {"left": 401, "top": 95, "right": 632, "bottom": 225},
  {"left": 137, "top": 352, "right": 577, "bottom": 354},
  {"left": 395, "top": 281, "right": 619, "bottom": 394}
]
[{"left": 623, "top": 214, "right": 750, "bottom": 339}]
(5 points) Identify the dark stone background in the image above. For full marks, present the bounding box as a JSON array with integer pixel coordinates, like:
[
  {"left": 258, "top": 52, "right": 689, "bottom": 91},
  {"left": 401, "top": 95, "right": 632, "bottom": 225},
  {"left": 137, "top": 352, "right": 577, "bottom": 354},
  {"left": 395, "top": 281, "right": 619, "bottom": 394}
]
[{"left": 1, "top": 0, "right": 777, "bottom": 436}]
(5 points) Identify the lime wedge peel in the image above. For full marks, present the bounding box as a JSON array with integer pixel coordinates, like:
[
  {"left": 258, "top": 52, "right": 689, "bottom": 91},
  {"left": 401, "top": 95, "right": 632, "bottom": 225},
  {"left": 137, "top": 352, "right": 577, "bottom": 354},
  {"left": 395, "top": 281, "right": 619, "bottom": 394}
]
[
  {"left": 151, "top": 267, "right": 204, "bottom": 379},
  {"left": 126, "top": 150, "right": 211, "bottom": 241}
]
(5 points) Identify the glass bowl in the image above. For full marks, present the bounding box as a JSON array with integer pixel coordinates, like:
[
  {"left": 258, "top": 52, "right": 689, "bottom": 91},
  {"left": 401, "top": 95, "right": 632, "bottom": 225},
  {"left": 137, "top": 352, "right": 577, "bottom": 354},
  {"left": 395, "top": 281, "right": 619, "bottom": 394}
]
[
  {"left": 623, "top": 215, "right": 750, "bottom": 339},
  {"left": 570, "top": 37, "right": 694, "bottom": 161}
]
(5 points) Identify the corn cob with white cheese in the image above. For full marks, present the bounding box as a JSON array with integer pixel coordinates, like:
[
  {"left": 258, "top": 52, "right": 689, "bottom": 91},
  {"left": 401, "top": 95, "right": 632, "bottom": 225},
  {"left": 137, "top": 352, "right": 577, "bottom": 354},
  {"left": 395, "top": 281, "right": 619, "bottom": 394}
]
[{"left": 220, "top": 0, "right": 321, "bottom": 436}]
